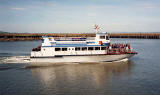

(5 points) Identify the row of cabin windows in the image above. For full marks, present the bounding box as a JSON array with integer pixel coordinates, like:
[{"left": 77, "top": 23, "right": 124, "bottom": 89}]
[
  {"left": 100, "top": 36, "right": 109, "bottom": 40},
  {"left": 75, "top": 47, "right": 106, "bottom": 51},
  {"left": 55, "top": 48, "right": 67, "bottom": 51},
  {"left": 55, "top": 47, "right": 106, "bottom": 51}
]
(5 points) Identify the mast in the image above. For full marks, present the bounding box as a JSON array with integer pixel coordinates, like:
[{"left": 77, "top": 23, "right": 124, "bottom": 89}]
[{"left": 94, "top": 24, "right": 100, "bottom": 33}]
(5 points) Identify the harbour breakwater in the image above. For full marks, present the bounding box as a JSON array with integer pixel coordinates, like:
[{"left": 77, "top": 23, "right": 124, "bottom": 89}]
[{"left": 0, "top": 33, "right": 160, "bottom": 41}]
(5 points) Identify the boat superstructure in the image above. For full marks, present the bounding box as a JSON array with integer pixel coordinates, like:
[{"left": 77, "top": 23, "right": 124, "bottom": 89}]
[{"left": 30, "top": 25, "right": 137, "bottom": 63}]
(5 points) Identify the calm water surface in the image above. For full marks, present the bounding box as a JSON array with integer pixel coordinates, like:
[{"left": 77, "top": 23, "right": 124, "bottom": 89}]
[{"left": 0, "top": 39, "right": 160, "bottom": 95}]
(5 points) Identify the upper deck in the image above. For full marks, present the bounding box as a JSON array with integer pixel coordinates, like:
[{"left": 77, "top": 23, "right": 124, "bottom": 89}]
[{"left": 41, "top": 32, "right": 110, "bottom": 47}]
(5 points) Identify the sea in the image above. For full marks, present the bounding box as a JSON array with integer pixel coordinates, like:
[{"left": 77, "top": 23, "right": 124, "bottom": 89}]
[{"left": 0, "top": 38, "right": 160, "bottom": 95}]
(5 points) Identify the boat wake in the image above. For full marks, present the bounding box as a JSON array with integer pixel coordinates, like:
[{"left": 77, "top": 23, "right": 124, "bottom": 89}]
[{"left": 0, "top": 56, "right": 30, "bottom": 63}]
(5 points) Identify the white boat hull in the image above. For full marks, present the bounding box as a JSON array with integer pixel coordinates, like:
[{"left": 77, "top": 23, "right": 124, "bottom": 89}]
[{"left": 30, "top": 54, "right": 135, "bottom": 64}]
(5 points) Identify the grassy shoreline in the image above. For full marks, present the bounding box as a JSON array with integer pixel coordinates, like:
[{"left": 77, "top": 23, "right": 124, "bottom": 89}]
[{"left": 0, "top": 33, "right": 160, "bottom": 41}]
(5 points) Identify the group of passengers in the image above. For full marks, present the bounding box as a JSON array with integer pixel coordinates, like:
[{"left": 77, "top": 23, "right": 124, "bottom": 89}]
[
  {"left": 108, "top": 43, "right": 132, "bottom": 54},
  {"left": 32, "top": 45, "right": 41, "bottom": 51}
]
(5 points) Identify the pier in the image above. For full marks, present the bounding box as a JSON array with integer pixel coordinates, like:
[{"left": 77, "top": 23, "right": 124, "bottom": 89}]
[{"left": 0, "top": 33, "right": 160, "bottom": 41}]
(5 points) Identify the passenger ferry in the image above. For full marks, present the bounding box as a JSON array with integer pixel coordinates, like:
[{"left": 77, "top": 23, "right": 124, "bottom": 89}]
[{"left": 30, "top": 25, "right": 137, "bottom": 63}]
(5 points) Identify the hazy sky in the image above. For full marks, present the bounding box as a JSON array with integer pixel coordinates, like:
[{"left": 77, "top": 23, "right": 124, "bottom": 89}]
[{"left": 0, "top": 0, "right": 160, "bottom": 33}]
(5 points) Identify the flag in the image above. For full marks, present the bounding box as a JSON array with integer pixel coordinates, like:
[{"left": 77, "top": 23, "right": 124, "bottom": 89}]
[{"left": 94, "top": 24, "right": 100, "bottom": 31}]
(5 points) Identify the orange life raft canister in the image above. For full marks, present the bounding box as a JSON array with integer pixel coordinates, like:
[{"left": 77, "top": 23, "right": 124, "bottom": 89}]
[{"left": 99, "top": 41, "right": 103, "bottom": 45}]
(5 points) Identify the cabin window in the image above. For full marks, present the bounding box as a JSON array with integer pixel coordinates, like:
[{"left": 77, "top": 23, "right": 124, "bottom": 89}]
[
  {"left": 106, "top": 36, "right": 109, "bottom": 40},
  {"left": 55, "top": 48, "right": 61, "bottom": 51},
  {"left": 95, "top": 47, "right": 100, "bottom": 50},
  {"left": 100, "top": 36, "right": 105, "bottom": 39},
  {"left": 42, "top": 39, "right": 44, "bottom": 43},
  {"left": 88, "top": 47, "right": 94, "bottom": 50},
  {"left": 101, "top": 47, "right": 106, "bottom": 50},
  {"left": 82, "top": 47, "right": 87, "bottom": 51},
  {"left": 62, "top": 48, "right": 67, "bottom": 51},
  {"left": 75, "top": 47, "right": 81, "bottom": 51}
]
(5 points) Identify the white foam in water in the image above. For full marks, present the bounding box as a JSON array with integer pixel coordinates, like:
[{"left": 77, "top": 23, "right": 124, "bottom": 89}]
[
  {"left": 115, "top": 58, "right": 129, "bottom": 62},
  {"left": 0, "top": 56, "right": 30, "bottom": 63}
]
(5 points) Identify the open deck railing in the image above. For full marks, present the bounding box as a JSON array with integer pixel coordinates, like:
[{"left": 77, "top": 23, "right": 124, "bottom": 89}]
[{"left": 55, "top": 37, "right": 86, "bottom": 41}]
